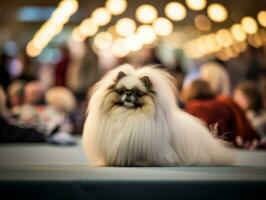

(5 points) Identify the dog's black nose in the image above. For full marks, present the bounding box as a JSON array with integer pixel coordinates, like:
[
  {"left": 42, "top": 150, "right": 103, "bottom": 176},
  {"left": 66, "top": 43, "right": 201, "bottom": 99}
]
[
  {"left": 121, "top": 91, "right": 137, "bottom": 103},
  {"left": 125, "top": 91, "right": 133, "bottom": 96}
]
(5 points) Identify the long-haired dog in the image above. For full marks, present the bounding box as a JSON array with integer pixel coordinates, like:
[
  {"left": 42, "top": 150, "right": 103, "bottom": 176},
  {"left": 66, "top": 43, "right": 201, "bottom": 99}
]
[{"left": 83, "top": 64, "right": 234, "bottom": 166}]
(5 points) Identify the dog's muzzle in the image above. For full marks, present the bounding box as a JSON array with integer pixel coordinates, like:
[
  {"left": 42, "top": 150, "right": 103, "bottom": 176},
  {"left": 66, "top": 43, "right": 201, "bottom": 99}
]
[{"left": 121, "top": 91, "right": 137, "bottom": 108}]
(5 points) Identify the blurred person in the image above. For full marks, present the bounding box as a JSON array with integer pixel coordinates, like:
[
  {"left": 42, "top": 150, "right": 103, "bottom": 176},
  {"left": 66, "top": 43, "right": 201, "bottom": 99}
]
[
  {"left": 67, "top": 39, "right": 100, "bottom": 99},
  {"left": 15, "top": 81, "right": 64, "bottom": 136},
  {"left": 24, "top": 81, "right": 46, "bottom": 105},
  {"left": 234, "top": 82, "right": 266, "bottom": 138},
  {"left": 186, "top": 61, "right": 260, "bottom": 148},
  {"left": 55, "top": 45, "right": 71, "bottom": 86},
  {"left": 182, "top": 80, "right": 234, "bottom": 142},
  {"left": 7, "top": 80, "right": 25, "bottom": 114},
  {"left": 183, "top": 61, "right": 230, "bottom": 96},
  {"left": 0, "top": 84, "right": 45, "bottom": 143},
  {"left": 17, "top": 51, "right": 37, "bottom": 82},
  {"left": 200, "top": 61, "right": 231, "bottom": 96},
  {"left": 45, "top": 86, "right": 77, "bottom": 134}
]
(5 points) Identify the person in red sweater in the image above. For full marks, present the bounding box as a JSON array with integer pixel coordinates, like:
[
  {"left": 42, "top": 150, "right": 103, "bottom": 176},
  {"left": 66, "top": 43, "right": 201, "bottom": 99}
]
[{"left": 182, "top": 79, "right": 260, "bottom": 148}]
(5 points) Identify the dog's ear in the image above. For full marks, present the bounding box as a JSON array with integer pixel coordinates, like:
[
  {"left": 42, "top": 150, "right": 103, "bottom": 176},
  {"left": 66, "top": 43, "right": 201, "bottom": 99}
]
[
  {"left": 116, "top": 71, "right": 126, "bottom": 82},
  {"left": 140, "top": 76, "right": 152, "bottom": 90}
]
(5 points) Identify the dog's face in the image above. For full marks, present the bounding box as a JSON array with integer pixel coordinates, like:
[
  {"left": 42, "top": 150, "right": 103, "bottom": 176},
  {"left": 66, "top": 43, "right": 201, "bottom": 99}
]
[{"left": 106, "top": 71, "right": 156, "bottom": 110}]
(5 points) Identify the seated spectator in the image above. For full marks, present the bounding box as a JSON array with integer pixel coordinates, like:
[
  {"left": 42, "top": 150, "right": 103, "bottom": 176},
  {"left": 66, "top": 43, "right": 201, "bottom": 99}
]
[
  {"left": 182, "top": 80, "right": 235, "bottom": 142},
  {"left": 15, "top": 81, "right": 64, "bottom": 136},
  {"left": 7, "top": 80, "right": 25, "bottom": 115},
  {"left": 234, "top": 82, "right": 266, "bottom": 139},
  {"left": 182, "top": 79, "right": 260, "bottom": 149},
  {"left": 0, "top": 84, "right": 45, "bottom": 143},
  {"left": 45, "top": 86, "right": 77, "bottom": 134}
]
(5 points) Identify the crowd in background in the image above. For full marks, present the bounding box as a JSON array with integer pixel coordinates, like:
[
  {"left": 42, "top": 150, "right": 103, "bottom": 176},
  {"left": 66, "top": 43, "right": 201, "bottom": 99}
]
[{"left": 0, "top": 41, "right": 266, "bottom": 149}]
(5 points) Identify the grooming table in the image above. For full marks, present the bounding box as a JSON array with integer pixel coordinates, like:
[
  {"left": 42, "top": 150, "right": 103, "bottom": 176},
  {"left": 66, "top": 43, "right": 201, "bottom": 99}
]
[{"left": 0, "top": 138, "right": 265, "bottom": 200}]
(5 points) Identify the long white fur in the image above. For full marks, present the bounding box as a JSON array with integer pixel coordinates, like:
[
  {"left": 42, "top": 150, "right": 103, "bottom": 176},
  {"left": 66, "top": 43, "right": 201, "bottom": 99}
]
[{"left": 82, "top": 64, "right": 234, "bottom": 166}]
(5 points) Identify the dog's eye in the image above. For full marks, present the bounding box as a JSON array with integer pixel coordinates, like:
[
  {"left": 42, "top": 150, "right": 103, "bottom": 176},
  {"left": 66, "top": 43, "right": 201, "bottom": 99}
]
[
  {"left": 133, "top": 89, "right": 144, "bottom": 97},
  {"left": 116, "top": 88, "right": 125, "bottom": 95}
]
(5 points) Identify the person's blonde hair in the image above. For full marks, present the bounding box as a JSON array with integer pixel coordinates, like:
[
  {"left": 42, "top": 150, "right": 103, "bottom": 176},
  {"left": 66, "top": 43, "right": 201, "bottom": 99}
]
[
  {"left": 45, "top": 86, "right": 76, "bottom": 113},
  {"left": 200, "top": 62, "right": 231, "bottom": 96}
]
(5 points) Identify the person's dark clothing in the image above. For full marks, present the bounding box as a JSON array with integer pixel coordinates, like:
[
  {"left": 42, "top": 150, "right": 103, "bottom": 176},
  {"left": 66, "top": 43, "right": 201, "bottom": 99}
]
[{"left": 0, "top": 116, "right": 45, "bottom": 143}]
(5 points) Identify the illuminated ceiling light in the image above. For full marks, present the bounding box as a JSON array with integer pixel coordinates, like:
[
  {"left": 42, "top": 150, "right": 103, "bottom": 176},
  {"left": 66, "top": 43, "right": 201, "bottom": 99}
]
[
  {"left": 185, "top": 0, "right": 207, "bottom": 11},
  {"left": 137, "top": 25, "right": 157, "bottom": 45},
  {"left": 225, "top": 47, "right": 238, "bottom": 59},
  {"left": 195, "top": 37, "right": 208, "bottom": 55},
  {"left": 207, "top": 3, "right": 228, "bottom": 23},
  {"left": 183, "top": 41, "right": 204, "bottom": 59},
  {"left": 26, "top": 0, "right": 79, "bottom": 57},
  {"left": 231, "top": 41, "right": 247, "bottom": 53},
  {"left": 216, "top": 50, "right": 230, "bottom": 61},
  {"left": 230, "top": 24, "right": 246, "bottom": 42},
  {"left": 215, "top": 29, "right": 234, "bottom": 48},
  {"left": 26, "top": 42, "right": 42, "bottom": 57},
  {"left": 115, "top": 18, "right": 136, "bottom": 37},
  {"left": 91, "top": 7, "right": 111, "bottom": 26},
  {"left": 153, "top": 17, "right": 173, "bottom": 36},
  {"left": 136, "top": 4, "right": 158, "bottom": 24},
  {"left": 260, "top": 29, "right": 266, "bottom": 43},
  {"left": 50, "top": 10, "right": 70, "bottom": 24},
  {"left": 248, "top": 33, "right": 263, "bottom": 48},
  {"left": 112, "top": 38, "right": 130, "bottom": 57},
  {"left": 32, "top": 36, "right": 50, "bottom": 49},
  {"left": 257, "top": 11, "right": 266, "bottom": 27},
  {"left": 238, "top": 41, "right": 248, "bottom": 52},
  {"left": 165, "top": 2, "right": 186, "bottom": 21},
  {"left": 79, "top": 18, "right": 98, "bottom": 37},
  {"left": 194, "top": 15, "right": 212, "bottom": 32},
  {"left": 58, "top": 0, "right": 79, "bottom": 15},
  {"left": 241, "top": 16, "right": 258, "bottom": 35},
  {"left": 94, "top": 32, "right": 113, "bottom": 50},
  {"left": 203, "top": 34, "right": 221, "bottom": 53},
  {"left": 72, "top": 27, "right": 86, "bottom": 42},
  {"left": 105, "top": 0, "right": 127, "bottom": 15},
  {"left": 124, "top": 33, "right": 143, "bottom": 52}
]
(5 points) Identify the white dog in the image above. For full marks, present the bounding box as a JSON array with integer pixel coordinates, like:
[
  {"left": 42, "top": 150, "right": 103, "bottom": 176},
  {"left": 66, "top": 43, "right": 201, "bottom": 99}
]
[{"left": 83, "top": 64, "right": 234, "bottom": 166}]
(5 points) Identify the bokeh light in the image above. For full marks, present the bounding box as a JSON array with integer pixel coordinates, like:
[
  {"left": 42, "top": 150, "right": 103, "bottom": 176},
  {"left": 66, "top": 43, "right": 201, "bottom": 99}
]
[
  {"left": 215, "top": 29, "right": 234, "bottom": 48},
  {"left": 91, "top": 7, "right": 111, "bottom": 26},
  {"left": 257, "top": 11, "right": 266, "bottom": 27},
  {"left": 153, "top": 17, "right": 173, "bottom": 36},
  {"left": 58, "top": 0, "right": 79, "bottom": 15},
  {"left": 207, "top": 3, "right": 228, "bottom": 23},
  {"left": 72, "top": 27, "right": 86, "bottom": 42},
  {"left": 111, "top": 38, "right": 130, "bottom": 57},
  {"left": 241, "top": 16, "right": 258, "bottom": 34},
  {"left": 230, "top": 24, "right": 247, "bottom": 42},
  {"left": 105, "top": 0, "right": 127, "bottom": 15},
  {"left": 94, "top": 32, "right": 113, "bottom": 50},
  {"left": 137, "top": 25, "right": 157, "bottom": 45},
  {"left": 194, "top": 15, "right": 212, "bottom": 32},
  {"left": 124, "top": 33, "right": 143, "bottom": 52},
  {"left": 26, "top": 42, "right": 42, "bottom": 57},
  {"left": 165, "top": 2, "right": 187, "bottom": 21},
  {"left": 185, "top": 0, "right": 207, "bottom": 11},
  {"left": 115, "top": 18, "right": 136, "bottom": 37},
  {"left": 79, "top": 18, "right": 98, "bottom": 37},
  {"left": 136, "top": 4, "right": 158, "bottom": 24}
]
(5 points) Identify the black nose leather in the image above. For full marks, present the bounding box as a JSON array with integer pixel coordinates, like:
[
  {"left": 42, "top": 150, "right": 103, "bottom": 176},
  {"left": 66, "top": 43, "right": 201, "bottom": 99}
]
[{"left": 125, "top": 91, "right": 133, "bottom": 96}]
